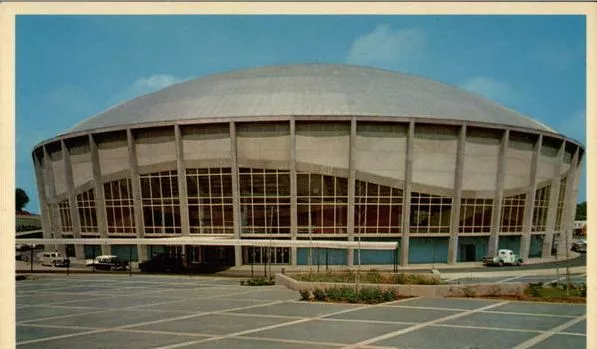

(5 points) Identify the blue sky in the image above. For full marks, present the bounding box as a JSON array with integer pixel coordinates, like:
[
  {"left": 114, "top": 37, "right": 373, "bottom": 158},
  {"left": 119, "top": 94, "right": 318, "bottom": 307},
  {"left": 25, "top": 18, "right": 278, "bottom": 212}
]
[{"left": 16, "top": 15, "right": 586, "bottom": 213}]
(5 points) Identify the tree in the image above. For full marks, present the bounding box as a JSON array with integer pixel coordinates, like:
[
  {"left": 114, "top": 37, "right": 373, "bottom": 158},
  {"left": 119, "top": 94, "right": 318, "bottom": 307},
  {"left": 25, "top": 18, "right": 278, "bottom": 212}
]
[
  {"left": 16, "top": 188, "right": 29, "bottom": 211},
  {"left": 575, "top": 201, "right": 586, "bottom": 221}
]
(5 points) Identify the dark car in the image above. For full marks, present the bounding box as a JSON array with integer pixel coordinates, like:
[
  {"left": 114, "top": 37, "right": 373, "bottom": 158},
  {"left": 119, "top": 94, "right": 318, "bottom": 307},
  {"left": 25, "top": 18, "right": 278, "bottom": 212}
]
[{"left": 138, "top": 253, "right": 185, "bottom": 273}]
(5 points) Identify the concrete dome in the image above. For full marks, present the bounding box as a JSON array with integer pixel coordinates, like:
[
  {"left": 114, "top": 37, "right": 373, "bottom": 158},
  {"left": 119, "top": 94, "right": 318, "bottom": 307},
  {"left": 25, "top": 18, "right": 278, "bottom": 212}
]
[{"left": 67, "top": 64, "right": 554, "bottom": 134}]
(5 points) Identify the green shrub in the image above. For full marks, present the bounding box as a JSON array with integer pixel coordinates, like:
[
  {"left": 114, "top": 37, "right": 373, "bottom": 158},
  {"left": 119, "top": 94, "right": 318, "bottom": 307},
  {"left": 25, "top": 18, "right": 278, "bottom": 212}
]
[
  {"left": 579, "top": 283, "right": 587, "bottom": 297},
  {"left": 358, "top": 286, "right": 383, "bottom": 304},
  {"left": 382, "top": 288, "right": 397, "bottom": 302},
  {"left": 299, "top": 289, "right": 312, "bottom": 301},
  {"left": 313, "top": 288, "right": 327, "bottom": 301},
  {"left": 526, "top": 282, "right": 544, "bottom": 297},
  {"left": 324, "top": 287, "right": 344, "bottom": 301},
  {"left": 241, "top": 277, "right": 275, "bottom": 286}
]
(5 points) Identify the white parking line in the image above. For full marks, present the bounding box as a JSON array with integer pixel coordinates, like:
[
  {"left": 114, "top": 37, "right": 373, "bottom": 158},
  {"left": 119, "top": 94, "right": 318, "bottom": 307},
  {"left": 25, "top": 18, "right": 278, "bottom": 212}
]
[
  {"left": 511, "top": 315, "right": 586, "bottom": 349},
  {"left": 16, "top": 299, "right": 287, "bottom": 345},
  {"left": 339, "top": 301, "right": 510, "bottom": 349},
  {"left": 492, "top": 275, "right": 523, "bottom": 284},
  {"left": 149, "top": 298, "right": 417, "bottom": 349}
]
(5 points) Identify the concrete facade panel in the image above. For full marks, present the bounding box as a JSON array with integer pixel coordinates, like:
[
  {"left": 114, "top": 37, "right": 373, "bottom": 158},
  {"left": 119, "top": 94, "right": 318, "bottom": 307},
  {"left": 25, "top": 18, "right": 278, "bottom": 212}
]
[
  {"left": 136, "top": 138, "right": 176, "bottom": 167},
  {"left": 504, "top": 147, "right": 533, "bottom": 190},
  {"left": 51, "top": 159, "right": 68, "bottom": 196},
  {"left": 183, "top": 137, "right": 231, "bottom": 161},
  {"left": 98, "top": 145, "right": 130, "bottom": 176},
  {"left": 237, "top": 135, "right": 290, "bottom": 163},
  {"left": 537, "top": 154, "right": 559, "bottom": 182},
  {"left": 296, "top": 135, "right": 349, "bottom": 169},
  {"left": 355, "top": 135, "right": 406, "bottom": 180},
  {"left": 462, "top": 140, "right": 500, "bottom": 191},
  {"left": 412, "top": 137, "right": 457, "bottom": 189}
]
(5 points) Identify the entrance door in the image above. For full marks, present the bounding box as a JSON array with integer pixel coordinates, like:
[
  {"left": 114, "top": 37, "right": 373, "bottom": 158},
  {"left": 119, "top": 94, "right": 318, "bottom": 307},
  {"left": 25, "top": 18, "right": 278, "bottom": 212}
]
[{"left": 460, "top": 244, "right": 476, "bottom": 262}]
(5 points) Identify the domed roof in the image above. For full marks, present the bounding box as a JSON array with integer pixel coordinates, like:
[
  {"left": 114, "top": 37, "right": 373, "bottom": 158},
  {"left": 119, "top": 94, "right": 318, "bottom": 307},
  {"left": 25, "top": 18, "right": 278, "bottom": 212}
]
[{"left": 67, "top": 64, "right": 554, "bottom": 134}]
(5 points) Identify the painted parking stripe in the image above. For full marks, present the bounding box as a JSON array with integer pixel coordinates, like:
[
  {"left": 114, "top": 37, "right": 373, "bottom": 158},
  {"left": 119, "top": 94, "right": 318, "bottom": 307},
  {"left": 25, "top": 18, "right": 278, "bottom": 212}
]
[
  {"left": 340, "top": 301, "right": 511, "bottom": 349},
  {"left": 511, "top": 315, "right": 586, "bottom": 349}
]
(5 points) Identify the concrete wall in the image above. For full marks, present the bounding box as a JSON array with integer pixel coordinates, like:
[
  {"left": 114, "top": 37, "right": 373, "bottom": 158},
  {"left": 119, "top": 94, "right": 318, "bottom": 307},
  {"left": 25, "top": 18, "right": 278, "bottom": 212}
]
[
  {"left": 135, "top": 128, "right": 176, "bottom": 167},
  {"left": 462, "top": 128, "right": 500, "bottom": 193},
  {"left": 97, "top": 133, "right": 130, "bottom": 176},
  {"left": 182, "top": 125, "right": 231, "bottom": 163},
  {"left": 355, "top": 123, "right": 407, "bottom": 180},
  {"left": 504, "top": 134, "right": 534, "bottom": 191},
  {"left": 412, "top": 125, "right": 458, "bottom": 190},
  {"left": 237, "top": 123, "right": 290, "bottom": 165},
  {"left": 296, "top": 122, "right": 350, "bottom": 170},
  {"left": 276, "top": 273, "right": 526, "bottom": 298},
  {"left": 49, "top": 150, "right": 67, "bottom": 196},
  {"left": 69, "top": 142, "right": 93, "bottom": 188}
]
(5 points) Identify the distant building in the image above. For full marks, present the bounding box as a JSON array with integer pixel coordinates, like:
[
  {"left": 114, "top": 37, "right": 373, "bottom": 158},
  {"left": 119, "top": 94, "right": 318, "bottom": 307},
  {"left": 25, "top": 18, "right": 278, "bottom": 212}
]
[
  {"left": 16, "top": 211, "right": 41, "bottom": 232},
  {"left": 573, "top": 220, "right": 587, "bottom": 237},
  {"left": 32, "top": 64, "right": 584, "bottom": 266}
]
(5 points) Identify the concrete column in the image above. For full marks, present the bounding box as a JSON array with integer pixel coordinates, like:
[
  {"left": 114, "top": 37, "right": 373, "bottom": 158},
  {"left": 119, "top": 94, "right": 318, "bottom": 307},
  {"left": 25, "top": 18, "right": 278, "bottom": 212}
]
[
  {"left": 175, "top": 125, "right": 190, "bottom": 237},
  {"left": 33, "top": 150, "right": 54, "bottom": 248},
  {"left": 230, "top": 122, "right": 242, "bottom": 267},
  {"left": 346, "top": 117, "right": 357, "bottom": 266},
  {"left": 488, "top": 130, "right": 509, "bottom": 257},
  {"left": 557, "top": 146, "right": 580, "bottom": 257},
  {"left": 401, "top": 120, "right": 415, "bottom": 266},
  {"left": 127, "top": 129, "right": 147, "bottom": 262},
  {"left": 89, "top": 134, "right": 110, "bottom": 255},
  {"left": 541, "top": 140, "right": 565, "bottom": 258},
  {"left": 448, "top": 124, "right": 466, "bottom": 264},
  {"left": 62, "top": 139, "right": 84, "bottom": 259},
  {"left": 290, "top": 118, "right": 298, "bottom": 266},
  {"left": 520, "top": 134, "right": 542, "bottom": 260},
  {"left": 42, "top": 146, "right": 61, "bottom": 253}
]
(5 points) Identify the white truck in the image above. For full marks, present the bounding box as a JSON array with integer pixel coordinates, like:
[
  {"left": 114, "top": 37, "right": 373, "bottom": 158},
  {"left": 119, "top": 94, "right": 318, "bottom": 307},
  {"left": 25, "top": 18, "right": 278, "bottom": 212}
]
[{"left": 482, "top": 249, "right": 523, "bottom": 267}]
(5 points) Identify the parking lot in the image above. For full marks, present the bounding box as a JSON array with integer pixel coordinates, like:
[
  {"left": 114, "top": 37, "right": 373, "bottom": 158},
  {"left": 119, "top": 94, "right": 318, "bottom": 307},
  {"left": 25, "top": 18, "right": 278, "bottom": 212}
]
[{"left": 17, "top": 274, "right": 586, "bottom": 349}]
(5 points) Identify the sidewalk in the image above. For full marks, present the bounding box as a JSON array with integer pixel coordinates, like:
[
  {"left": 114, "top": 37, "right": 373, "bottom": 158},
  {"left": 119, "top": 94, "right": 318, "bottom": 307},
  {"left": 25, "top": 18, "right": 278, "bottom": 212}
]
[{"left": 16, "top": 253, "right": 584, "bottom": 279}]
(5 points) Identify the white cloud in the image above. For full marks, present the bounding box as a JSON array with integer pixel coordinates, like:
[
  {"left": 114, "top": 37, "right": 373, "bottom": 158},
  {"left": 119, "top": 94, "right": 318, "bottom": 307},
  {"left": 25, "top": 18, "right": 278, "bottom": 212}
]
[
  {"left": 346, "top": 25, "right": 426, "bottom": 66},
  {"left": 108, "top": 74, "right": 189, "bottom": 106},
  {"left": 459, "top": 76, "right": 516, "bottom": 105}
]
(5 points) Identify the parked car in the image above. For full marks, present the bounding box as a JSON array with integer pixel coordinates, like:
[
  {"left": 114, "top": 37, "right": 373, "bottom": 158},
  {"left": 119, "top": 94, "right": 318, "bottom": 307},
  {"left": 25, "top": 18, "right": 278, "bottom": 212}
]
[
  {"left": 37, "top": 251, "right": 70, "bottom": 267},
  {"left": 482, "top": 249, "right": 523, "bottom": 267},
  {"left": 86, "top": 255, "right": 129, "bottom": 271},
  {"left": 571, "top": 239, "right": 587, "bottom": 253},
  {"left": 138, "top": 253, "right": 185, "bottom": 273}
]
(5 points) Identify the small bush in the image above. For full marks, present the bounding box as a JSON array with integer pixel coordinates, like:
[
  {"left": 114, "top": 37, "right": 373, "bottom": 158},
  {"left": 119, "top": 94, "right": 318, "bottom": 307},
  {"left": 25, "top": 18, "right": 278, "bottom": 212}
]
[
  {"left": 526, "top": 282, "right": 544, "bottom": 297},
  {"left": 358, "top": 286, "right": 383, "bottom": 304},
  {"left": 579, "top": 283, "right": 587, "bottom": 297},
  {"left": 313, "top": 288, "right": 327, "bottom": 301},
  {"left": 241, "top": 277, "right": 275, "bottom": 286},
  {"left": 382, "top": 288, "right": 397, "bottom": 302},
  {"left": 299, "top": 289, "right": 312, "bottom": 301}
]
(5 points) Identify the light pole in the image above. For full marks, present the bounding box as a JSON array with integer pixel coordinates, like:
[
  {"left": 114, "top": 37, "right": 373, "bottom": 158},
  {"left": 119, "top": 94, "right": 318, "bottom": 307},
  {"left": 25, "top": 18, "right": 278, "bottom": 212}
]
[{"left": 30, "top": 244, "right": 35, "bottom": 273}]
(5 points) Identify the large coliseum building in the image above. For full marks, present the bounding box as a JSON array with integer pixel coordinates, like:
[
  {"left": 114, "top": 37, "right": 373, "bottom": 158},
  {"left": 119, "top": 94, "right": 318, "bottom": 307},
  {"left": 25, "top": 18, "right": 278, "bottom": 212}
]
[{"left": 32, "top": 64, "right": 583, "bottom": 267}]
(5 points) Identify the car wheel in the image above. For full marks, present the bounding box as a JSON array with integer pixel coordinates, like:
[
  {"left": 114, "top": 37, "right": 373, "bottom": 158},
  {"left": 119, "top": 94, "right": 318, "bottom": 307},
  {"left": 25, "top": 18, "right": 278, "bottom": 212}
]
[
  {"left": 515, "top": 260, "right": 522, "bottom": 266},
  {"left": 51, "top": 261, "right": 56, "bottom": 267},
  {"left": 497, "top": 260, "right": 504, "bottom": 267}
]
